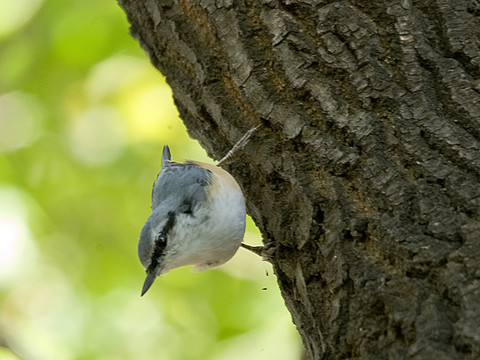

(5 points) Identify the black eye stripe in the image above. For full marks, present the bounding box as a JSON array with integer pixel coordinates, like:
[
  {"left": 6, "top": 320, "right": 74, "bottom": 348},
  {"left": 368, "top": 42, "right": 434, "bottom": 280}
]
[
  {"left": 147, "top": 211, "right": 176, "bottom": 272},
  {"left": 148, "top": 234, "right": 167, "bottom": 271},
  {"left": 163, "top": 211, "right": 176, "bottom": 233}
]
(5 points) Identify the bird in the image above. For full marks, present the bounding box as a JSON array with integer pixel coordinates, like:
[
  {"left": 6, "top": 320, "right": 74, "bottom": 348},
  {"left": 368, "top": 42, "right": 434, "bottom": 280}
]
[{"left": 138, "top": 145, "right": 247, "bottom": 296}]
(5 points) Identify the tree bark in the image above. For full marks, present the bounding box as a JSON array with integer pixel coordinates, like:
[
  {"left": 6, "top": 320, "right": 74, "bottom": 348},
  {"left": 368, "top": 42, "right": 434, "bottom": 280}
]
[{"left": 118, "top": 1, "right": 480, "bottom": 359}]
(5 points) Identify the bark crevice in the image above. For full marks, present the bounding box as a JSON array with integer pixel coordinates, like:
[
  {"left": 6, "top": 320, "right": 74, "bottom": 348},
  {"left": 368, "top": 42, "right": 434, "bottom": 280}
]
[{"left": 118, "top": 1, "right": 480, "bottom": 358}]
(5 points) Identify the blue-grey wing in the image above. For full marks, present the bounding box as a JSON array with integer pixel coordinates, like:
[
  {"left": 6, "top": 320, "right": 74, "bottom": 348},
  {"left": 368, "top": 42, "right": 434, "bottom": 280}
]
[{"left": 151, "top": 161, "right": 212, "bottom": 211}]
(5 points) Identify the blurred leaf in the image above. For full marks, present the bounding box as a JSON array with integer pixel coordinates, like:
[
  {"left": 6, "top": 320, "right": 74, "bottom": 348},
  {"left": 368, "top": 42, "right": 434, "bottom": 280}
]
[{"left": 0, "top": 1, "right": 301, "bottom": 359}]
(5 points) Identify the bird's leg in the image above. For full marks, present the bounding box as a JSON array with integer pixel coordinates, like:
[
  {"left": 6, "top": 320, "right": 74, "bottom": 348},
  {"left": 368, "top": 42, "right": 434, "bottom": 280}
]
[
  {"left": 240, "top": 243, "right": 264, "bottom": 257},
  {"left": 241, "top": 240, "right": 276, "bottom": 262},
  {"left": 219, "top": 124, "right": 265, "bottom": 257},
  {"left": 217, "top": 124, "right": 263, "bottom": 166}
]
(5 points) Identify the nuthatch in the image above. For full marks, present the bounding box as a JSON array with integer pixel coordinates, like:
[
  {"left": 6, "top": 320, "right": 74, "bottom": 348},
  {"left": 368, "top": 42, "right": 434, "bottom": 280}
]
[{"left": 138, "top": 145, "right": 248, "bottom": 296}]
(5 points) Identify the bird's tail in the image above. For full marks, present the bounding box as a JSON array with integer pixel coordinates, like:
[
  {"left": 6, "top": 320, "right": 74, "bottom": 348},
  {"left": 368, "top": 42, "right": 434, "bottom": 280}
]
[{"left": 161, "top": 145, "right": 172, "bottom": 168}]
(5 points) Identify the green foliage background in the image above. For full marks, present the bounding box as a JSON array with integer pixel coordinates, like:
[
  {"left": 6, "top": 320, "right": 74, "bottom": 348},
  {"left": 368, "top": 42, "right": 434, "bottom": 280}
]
[{"left": 0, "top": 1, "right": 301, "bottom": 359}]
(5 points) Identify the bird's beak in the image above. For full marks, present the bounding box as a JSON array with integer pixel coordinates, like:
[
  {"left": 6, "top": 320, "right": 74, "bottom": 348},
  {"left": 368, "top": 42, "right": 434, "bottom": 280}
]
[{"left": 141, "top": 271, "right": 157, "bottom": 296}]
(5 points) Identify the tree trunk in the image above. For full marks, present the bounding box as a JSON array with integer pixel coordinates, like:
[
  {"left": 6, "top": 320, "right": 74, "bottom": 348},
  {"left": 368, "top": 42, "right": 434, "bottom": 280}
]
[{"left": 118, "top": 1, "right": 480, "bottom": 358}]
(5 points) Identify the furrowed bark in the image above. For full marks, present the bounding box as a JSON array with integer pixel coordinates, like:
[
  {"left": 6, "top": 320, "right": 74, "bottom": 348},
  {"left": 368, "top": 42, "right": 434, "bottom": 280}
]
[{"left": 118, "top": 1, "right": 480, "bottom": 358}]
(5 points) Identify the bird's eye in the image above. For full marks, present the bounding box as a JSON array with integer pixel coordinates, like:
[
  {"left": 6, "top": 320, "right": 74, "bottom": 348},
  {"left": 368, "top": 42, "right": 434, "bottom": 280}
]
[
  {"left": 147, "top": 234, "right": 167, "bottom": 273},
  {"left": 155, "top": 233, "right": 167, "bottom": 248}
]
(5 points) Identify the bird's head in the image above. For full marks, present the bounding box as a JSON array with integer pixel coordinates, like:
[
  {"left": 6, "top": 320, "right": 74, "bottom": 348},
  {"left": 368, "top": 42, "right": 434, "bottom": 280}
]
[{"left": 138, "top": 206, "right": 176, "bottom": 296}]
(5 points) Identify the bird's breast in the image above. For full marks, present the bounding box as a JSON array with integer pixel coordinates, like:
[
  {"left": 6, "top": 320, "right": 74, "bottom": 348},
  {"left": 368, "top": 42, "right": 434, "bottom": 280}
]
[{"left": 167, "top": 171, "right": 246, "bottom": 272}]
